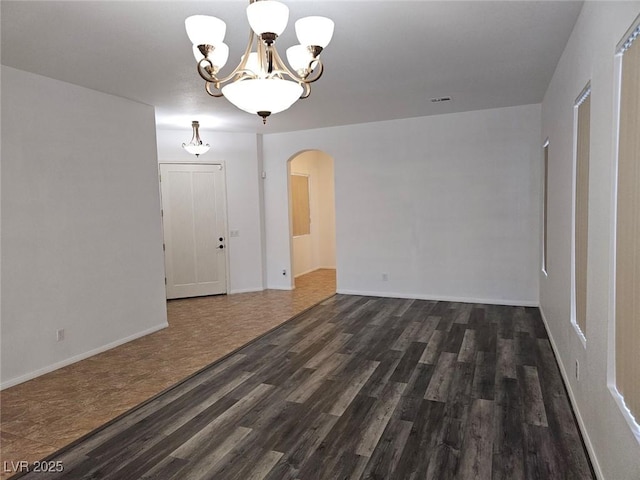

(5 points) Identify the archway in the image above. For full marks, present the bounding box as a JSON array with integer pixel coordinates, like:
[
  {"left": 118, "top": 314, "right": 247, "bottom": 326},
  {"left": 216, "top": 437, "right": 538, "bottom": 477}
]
[{"left": 287, "top": 150, "right": 336, "bottom": 291}]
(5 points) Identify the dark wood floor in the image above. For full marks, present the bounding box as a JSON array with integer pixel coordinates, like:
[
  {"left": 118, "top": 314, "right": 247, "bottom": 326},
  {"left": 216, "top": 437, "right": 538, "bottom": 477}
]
[{"left": 15, "top": 295, "right": 594, "bottom": 480}]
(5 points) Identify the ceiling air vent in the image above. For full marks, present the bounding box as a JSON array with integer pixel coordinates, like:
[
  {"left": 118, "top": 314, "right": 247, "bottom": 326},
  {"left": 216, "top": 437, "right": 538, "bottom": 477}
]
[{"left": 430, "top": 96, "right": 452, "bottom": 103}]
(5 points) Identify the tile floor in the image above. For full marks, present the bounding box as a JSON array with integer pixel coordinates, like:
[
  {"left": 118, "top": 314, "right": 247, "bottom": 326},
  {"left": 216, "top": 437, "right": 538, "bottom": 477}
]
[{"left": 0, "top": 269, "right": 336, "bottom": 478}]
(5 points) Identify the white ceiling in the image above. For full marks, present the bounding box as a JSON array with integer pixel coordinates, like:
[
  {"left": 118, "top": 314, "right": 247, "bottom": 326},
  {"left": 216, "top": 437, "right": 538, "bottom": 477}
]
[{"left": 1, "top": 0, "right": 583, "bottom": 134}]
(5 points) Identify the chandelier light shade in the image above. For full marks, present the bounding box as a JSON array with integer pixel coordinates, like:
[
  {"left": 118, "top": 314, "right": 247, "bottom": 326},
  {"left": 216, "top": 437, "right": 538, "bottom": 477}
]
[
  {"left": 222, "top": 78, "right": 303, "bottom": 116},
  {"left": 286, "top": 45, "right": 315, "bottom": 76},
  {"left": 185, "top": 0, "right": 334, "bottom": 124},
  {"left": 246, "top": 1, "right": 289, "bottom": 37},
  {"left": 185, "top": 15, "right": 226, "bottom": 47},
  {"left": 295, "top": 16, "right": 335, "bottom": 48},
  {"left": 182, "top": 121, "right": 210, "bottom": 157}
]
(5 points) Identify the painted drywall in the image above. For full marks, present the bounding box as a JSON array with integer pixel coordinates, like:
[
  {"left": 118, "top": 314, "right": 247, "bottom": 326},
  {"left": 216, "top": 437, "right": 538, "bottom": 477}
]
[
  {"left": 1, "top": 66, "right": 168, "bottom": 388},
  {"left": 540, "top": 2, "right": 640, "bottom": 479},
  {"left": 155, "top": 128, "right": 263, "bottom": 294},
  {"left": 263, "top": 104, "right": 541, "bottom": 304},
  {"left": 290, "top": 150, "right": 336, "bottom": 277}
]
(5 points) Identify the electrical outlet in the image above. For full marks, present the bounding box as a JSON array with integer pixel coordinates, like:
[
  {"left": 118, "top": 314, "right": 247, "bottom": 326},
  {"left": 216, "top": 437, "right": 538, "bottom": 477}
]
[
  {"left": 382, "top": 273, "right": 389, "bottom": 281},
  {"left": 56, "top": 329, "right": 65, "bottom": 342},
  {"left": 230, "top": 230, "right": 240, "bottom": 237},
  {"left": 575, "top": 360, "right": 579, "bottom": 380}
]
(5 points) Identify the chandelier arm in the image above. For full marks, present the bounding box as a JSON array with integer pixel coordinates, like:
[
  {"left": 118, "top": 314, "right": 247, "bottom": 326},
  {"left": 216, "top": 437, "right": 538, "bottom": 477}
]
[
  {"left": 214, "top": 29, "right": 257, "bottom": 85},
  {"left": 269, "top": 46, "right": 305, "bottom": 82},
  {"left": 197, "top": 59, "right": 218, "bottom": 83},
  {"left": 300, "top": 82, "right": 312, "bottom": 99},
  {"left": 205, "top": 82, "right": 224, "bottom": 97},
  {"left": 303, "top": 60, "right": 324, "bottom": 84},
  {"left": 258, "top": 37, "right": 268, "bottom": 73}
]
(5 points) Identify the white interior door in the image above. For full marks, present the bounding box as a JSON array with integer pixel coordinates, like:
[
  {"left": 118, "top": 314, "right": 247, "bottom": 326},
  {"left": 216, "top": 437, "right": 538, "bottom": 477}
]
[{"left": 160, "top": 163, "right": 227, "bottom": 299}]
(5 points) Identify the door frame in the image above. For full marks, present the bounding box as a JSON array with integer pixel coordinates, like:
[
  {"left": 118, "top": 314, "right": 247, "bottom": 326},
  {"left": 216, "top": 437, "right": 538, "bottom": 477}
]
[{"left": 158, "top": 161, "right": 231, "bottom": 298}]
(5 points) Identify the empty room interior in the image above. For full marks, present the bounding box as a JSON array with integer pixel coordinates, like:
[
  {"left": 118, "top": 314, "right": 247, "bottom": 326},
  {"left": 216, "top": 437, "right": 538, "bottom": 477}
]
[{"left": 1, "top": 1, "right": 640, "bottom": 479}]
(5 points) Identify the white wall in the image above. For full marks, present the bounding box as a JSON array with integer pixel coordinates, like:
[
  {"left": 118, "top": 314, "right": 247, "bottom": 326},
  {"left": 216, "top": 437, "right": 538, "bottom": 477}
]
[
  {"left": 540, "top": 3, "right": 640, "bottom": 479},
  {"left": 1, "top": 66, "right": 168, "bottom": 388},
  {"left": 290, "top": 150, "right": 336, "bottom": 277},
  {"left": 155, "top": 128, "right": 263, "bottom": 294},
  {"left": 263, "top": 104, "right": 541, "bottom": 304}
]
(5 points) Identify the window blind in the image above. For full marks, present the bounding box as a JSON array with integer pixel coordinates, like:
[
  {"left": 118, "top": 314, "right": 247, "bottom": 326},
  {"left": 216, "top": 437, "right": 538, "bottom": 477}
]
[
  {"left": 575, "top": 91, "right": 591, "bottom": 336},
  {"left": 616, "top": 27, "right": 640, "bottom": 422}
]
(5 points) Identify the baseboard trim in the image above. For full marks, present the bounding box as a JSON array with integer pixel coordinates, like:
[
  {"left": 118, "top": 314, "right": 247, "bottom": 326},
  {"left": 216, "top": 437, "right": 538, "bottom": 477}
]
[
  {"left": 0, "top": 322, "right": 169, "bottom": 390},
  {"left": 336, "top": 289, "right": 538, "bottom": 307},
  {"left": 267, "top": 286, "right": 294, "bottom": 291},
  {"left": 294, "top": 267, "right": 319, "bottom": 278},
  {"left": 538, "top": 307, "right": 603, "bottom": 480},
  {"left": 229, "top": 287, "right": 265, "bottom": 294},
  {"left": 294, "top": 266, "right": 336, "bottom": 279}
]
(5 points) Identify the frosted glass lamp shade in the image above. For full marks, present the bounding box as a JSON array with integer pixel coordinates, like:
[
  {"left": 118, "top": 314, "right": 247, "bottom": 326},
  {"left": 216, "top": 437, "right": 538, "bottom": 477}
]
[
  {"left": 295, "top": 16, "right": 334, "bottom": 48},
  {"left": 246, "top": 1, "right": 289, "bottom": 36},
  {"left": 185, "top": 15, "right": 226, "bottom": 46},
  {"left": 222, "top": 78, "right": 303, "bottom": 115},
  {"left": 286, "top": 45, "right": 313, "bottom": 73},
  {"left": 183, "top": 144, "right": 210, "bottom": 156},
  {"left": 192, "top": 43, "right": 229, "bottom": 70}
]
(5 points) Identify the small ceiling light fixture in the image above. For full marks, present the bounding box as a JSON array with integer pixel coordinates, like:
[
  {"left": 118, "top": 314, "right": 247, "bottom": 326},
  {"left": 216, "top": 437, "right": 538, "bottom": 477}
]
[
  {"left": 185, "top": 0, "right": 334, "bottom": 124},
  {"left": 182, "top": 121, "right": 210, "bottom": 157}
]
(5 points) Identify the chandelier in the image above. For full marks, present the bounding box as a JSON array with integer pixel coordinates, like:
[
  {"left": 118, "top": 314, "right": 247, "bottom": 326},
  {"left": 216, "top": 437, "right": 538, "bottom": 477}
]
[
  {"left": 182, "top": 121, "right": 210, "bottom": 157},
  {"left": 185, "top": 0, "right": 334, "bottom": 124}
]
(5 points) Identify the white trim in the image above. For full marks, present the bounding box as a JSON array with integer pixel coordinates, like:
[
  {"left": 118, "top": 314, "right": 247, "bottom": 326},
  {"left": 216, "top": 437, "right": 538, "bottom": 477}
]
[
  {"left": 229, "top": 287, "right": 265, "bottom": 294},
  {"left": 336, "top": 289, "right": 538, "bottom": 307},
  {"left": 0, "top": 322, "right": 169, "bottom": 390},
  {"left": 608, "top": 36, "right": 624, "bottom": 409},
  {"left": 609, "top": 385, "right": 640, "bottom": 444},
  {"left": 569, "top": 91, "right": 578, "bottom": 335},
  {"left": 294, "top": 267, "right": 319, "bottom": 278},
  {"left": 294, "top": 266, "right": 337, "bottom": 278},
  {"left": 538, "top": 307, "right": 604, "bottom": 480},
  {"left": 570, "top": 86, "right": 590, "bottom": 349},
  {"left": 268, "top": 285, "right": 295, "bottom": 291},
  {"left": 220, "top": 161, "right": 232, "bottom": 296},
  {"left": 542, "top": 138, "right": 550, "bottom": 276}
]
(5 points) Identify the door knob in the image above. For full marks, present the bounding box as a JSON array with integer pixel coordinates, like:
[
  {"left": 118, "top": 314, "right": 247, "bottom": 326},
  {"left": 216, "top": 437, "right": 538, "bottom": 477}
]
[
  {"left": 218, "top": 245, "right": 224, "bottom": 249},
  {"left": 219, "top": 237, "right": 224, "bottom": 241}
]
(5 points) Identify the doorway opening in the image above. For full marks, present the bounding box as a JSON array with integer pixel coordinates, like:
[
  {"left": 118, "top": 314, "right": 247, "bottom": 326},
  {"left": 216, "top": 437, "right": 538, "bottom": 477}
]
[{"left": 288, "top": 150, "right": 337, "bottom": 293}]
